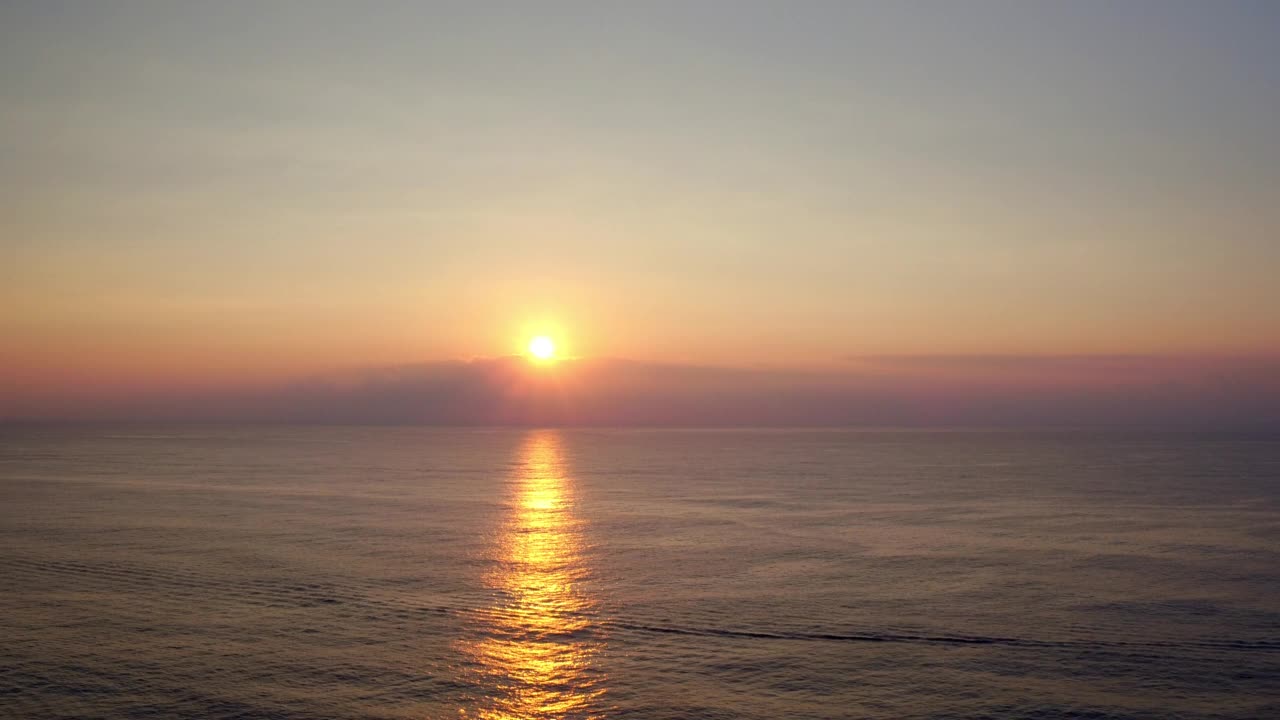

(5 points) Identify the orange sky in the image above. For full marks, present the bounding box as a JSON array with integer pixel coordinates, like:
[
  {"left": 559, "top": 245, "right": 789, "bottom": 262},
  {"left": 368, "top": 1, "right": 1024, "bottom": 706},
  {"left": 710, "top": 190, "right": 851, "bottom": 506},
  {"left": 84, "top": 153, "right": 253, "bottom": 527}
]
[{"left": 3, "top": 4, "right": 1279, "bottom": 422}]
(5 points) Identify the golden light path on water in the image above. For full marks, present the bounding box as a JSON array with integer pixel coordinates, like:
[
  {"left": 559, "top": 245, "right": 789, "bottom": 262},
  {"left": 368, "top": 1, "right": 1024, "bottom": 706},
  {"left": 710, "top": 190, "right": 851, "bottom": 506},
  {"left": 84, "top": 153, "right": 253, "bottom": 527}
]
[{"left": 460, "top": 430, "right": 605, "bottom": 719}]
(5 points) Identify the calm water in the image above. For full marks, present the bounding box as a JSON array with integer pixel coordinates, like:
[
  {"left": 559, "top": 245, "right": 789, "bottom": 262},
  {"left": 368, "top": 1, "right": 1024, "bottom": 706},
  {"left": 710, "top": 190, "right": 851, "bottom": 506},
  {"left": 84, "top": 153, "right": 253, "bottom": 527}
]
[{"left": 2, "top": 428, "right": 1278, "bottom": 719}]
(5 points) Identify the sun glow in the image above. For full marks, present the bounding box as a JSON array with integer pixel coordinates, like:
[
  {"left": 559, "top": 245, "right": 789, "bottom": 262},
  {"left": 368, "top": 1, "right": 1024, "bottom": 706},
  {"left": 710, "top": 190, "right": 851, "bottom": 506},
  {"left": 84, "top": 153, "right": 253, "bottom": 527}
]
[{"left": 528, "top": 335, "right": 556, "bottom": 361}]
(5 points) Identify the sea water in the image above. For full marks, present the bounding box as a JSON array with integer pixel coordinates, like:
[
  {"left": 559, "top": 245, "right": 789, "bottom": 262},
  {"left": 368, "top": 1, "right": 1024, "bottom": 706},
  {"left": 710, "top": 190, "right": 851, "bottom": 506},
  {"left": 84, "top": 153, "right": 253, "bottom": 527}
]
[{"left": 2, "top": 427, "right": 1277, "bottom": 718}]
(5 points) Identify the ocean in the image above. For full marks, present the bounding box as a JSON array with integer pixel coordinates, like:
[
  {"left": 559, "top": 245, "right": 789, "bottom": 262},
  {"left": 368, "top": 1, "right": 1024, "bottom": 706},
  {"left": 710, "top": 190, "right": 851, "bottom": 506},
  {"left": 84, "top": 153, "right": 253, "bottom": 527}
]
[{"left": 2, "top": 427, "right": 1277, "bottom": 719}]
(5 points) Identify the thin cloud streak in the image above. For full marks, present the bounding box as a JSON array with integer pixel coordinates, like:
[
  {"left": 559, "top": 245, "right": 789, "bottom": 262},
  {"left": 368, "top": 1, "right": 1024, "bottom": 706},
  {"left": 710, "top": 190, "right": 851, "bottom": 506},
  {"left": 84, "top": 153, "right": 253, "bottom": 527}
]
[{"left": 5, "top": 355, "right": 1278, "bottom": 429}]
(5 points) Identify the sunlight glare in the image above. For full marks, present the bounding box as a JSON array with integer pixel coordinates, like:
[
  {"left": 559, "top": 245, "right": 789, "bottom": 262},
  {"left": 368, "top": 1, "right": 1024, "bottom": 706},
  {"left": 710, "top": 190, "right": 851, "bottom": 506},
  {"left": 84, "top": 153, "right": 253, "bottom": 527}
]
[{"left": 528, "top": 335, "right": 556, "bottom": 360}]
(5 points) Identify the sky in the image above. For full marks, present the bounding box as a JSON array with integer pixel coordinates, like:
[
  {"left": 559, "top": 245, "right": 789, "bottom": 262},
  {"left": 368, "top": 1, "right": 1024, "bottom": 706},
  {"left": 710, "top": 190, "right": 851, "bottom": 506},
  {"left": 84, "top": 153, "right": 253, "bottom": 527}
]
[{"left": 3, "top": 1, "right": 1279, "bottom": 425}]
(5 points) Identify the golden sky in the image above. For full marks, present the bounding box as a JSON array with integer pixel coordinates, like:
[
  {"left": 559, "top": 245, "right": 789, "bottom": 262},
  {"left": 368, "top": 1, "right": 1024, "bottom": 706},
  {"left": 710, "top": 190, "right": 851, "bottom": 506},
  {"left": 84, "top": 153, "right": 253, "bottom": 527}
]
[{"left": 2, "top": 3, "right": 1278, "bottom": 422}]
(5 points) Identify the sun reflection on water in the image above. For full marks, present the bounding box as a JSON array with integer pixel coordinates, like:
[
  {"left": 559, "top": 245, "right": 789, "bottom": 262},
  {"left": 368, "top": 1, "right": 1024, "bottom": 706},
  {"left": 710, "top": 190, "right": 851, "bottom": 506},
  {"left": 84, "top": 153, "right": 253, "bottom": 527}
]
[{"left": 460, "top": 430, "right": 604, "bottom": 719}]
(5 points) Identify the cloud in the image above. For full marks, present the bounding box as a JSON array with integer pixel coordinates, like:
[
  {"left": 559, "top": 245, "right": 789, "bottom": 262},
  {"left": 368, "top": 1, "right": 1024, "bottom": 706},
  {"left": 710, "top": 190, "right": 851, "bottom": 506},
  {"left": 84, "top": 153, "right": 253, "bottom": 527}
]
[{"left": 6, "top": 355, "right": 1279, "bottom": 429}]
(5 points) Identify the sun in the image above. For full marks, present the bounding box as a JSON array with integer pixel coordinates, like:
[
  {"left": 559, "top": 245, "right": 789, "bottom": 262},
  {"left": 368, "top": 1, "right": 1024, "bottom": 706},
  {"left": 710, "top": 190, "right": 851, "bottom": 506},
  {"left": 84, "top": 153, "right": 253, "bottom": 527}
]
[{"left": 528, "top": 335, "right": 556, "bottom": 361}]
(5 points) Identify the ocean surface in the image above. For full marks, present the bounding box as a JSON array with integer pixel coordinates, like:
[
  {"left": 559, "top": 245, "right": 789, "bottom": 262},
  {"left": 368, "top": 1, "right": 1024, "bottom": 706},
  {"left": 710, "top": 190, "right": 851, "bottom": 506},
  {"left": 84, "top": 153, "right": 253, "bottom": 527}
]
[{"left": 2, "top": 427, "right": 1278, "bottom": 719}]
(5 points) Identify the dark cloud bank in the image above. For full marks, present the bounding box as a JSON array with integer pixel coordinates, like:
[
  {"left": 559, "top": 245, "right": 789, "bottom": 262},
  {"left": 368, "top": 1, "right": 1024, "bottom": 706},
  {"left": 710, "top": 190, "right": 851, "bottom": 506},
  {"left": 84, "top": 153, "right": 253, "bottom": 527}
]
[{"left": 14, "top": 355, "right": 1280, "bottom": 429}]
